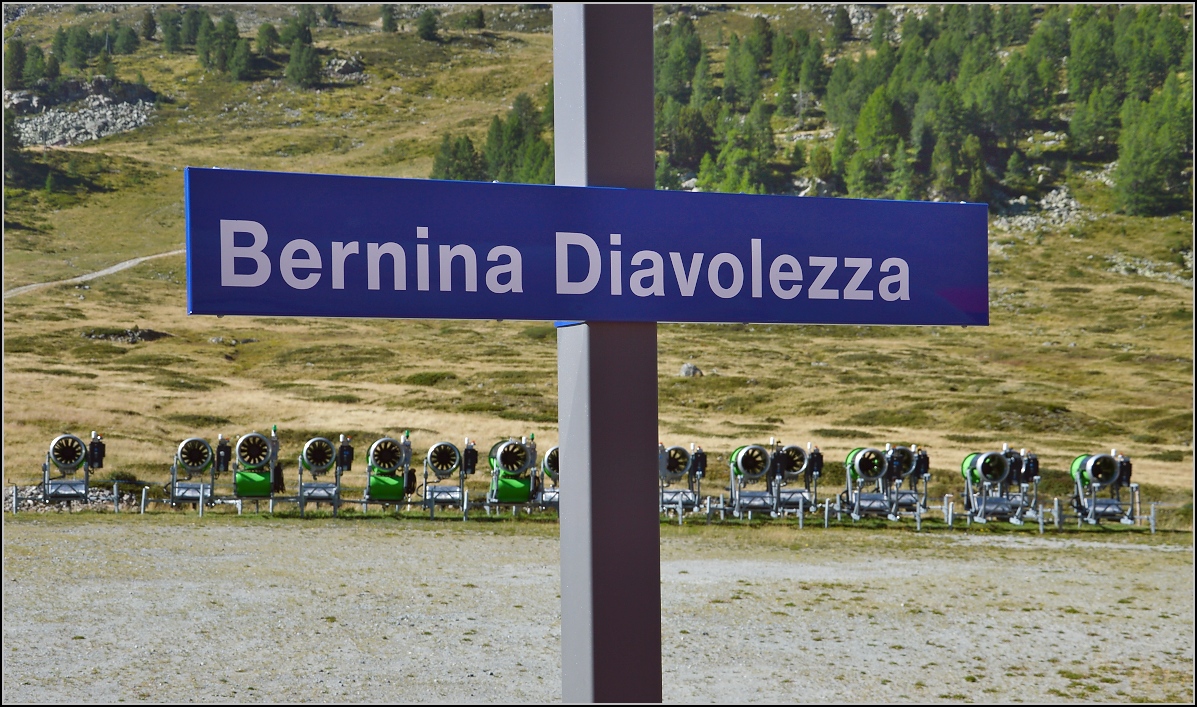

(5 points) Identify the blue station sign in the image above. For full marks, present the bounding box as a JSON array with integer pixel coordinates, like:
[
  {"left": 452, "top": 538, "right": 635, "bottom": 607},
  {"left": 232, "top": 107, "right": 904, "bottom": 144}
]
[{"left": 185, "top": 168, "right": 988, "bottom": 326}]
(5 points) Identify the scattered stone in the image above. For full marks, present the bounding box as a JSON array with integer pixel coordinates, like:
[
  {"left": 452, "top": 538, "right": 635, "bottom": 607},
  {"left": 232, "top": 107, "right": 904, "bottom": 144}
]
[
  {"left": 82, "top": 327, "right": 171, "bottom": 344},
  {"left": 324, "top": 54, "right": 368, "bottom": 82},
  {"left": 991, "top": 185, "right": 1097, "bottom": 233},
  {"left": 4, "top": 75, "right": 156, "bottom": 115},
  {"left": 4, "top": 483, "right": 144, "bottom": 513},
  {"left": 1081, "top": 161, "right": 1118, "bottom": 188},
  {"left": 14, "top": 94, "right": 155, "bottom": 147},
  {"left": 679, "top": 363, "right": 703, "bottom": 378},
  {"left": 794, "top": 176, "right": 832, "bottom": 198},
  {"left": 1106, "top": 252, "right": 1193, "bottom": 287}
]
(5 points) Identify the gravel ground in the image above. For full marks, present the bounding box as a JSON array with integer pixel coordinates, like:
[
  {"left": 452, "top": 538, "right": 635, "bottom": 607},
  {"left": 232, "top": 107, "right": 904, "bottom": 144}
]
[{"left": 3, "top": 518, "right": 1192, "bottom": 703}]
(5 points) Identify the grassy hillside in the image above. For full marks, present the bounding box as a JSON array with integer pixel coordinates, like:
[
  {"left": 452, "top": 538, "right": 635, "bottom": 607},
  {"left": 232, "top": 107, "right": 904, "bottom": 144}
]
[{"left": 2, "top": 5, "right": 1192, "bottom": 521}]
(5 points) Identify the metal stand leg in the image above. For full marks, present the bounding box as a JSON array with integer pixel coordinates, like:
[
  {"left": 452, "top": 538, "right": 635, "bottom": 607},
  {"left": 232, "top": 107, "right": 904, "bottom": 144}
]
[
  {"left": 798, "top": 497, "right": 804, "bottom": 530},
  {"left": 1150, "top": 503, "right": 1157, "bottom": 534},
  {"left": 113, "top": 483, "right": 120, "bottom": 513},
  {"left": 12, "top": 485, "right": 18, "bottom": 514},
  {"left": 823, "top": 499, "right": 829, "bottom": 529},
  {"left": 140, "top": 486, "right": 148, "bottom": 514},
  {"left": 1053, "top": 498, "right": 1061, "bottom": 530},
  {"left": 1038, "top": 506, "right": 1044, "bottom": 534}
]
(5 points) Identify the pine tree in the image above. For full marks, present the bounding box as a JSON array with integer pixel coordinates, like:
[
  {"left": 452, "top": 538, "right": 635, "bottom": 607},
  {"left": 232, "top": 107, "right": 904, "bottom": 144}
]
[
  {"left": 872, "top": 8, "right": 893, "bottom": 49},
  {"left": 285, "top": 39, "right": 320, "bottom": 88},
  {"left": 721, "top": 35, "right": 743, "bottom": 107},
  {"left": 53, "top": 27, "right": 68, "bottom": 59},
  {"left": 888, "top": 139, "right": 915, "bottom": 199},
  {"left": 4, "top": 108, "right": 23, "bottom": 176},
  {"left": 930, "top": 136, "right": 956, "bottom": 197},
  {"left": 218, "top": 13, "right": 239, "bottom": 45},
  {"left": 690, "top": 51, "right": 713, "bottom": 107},
  {"left": 655, "top": 153, "right": 681, "bottom": 190},
  {"left": 381, "top": 5, "right": 397, "bottom": 33},
  {"left": 114, "top": 25, "right": 140, "bottom": 55},
  {"left": 141, "top": 8, "right": 156, "bottom": 40},
  {"left": 431, "top": 134, "right": 486, "bottom": 181},
  {"left": 659, "top": 39, "right": 692, "bottom": 102},
  {"left": 855, "top": 86, "right": 898, "bottom": 156},
  {"left": 1003, "top": 150, "right": 1028, "bottom": 191},
  {"left": 1115, "top": 73, "right": 1193, "bottom": 214},
  {"left": 195, "top": 15, "right": 217, "bottom": 68},
  {"left": 257, "top": 23, "right": 279, "bottom": 58},
  {"left": 666, "top": 104, "right": 713, "bottom": 171},
  {"left": 962, "top": 135, "right": 985, "bottom": 202},
  {"left": 417, "top": 9, "right": 439, "bottom": 42},
  {"left": 830, "top": 128, "right": 855, "bottom": 190},
  {"left": 96, "top": 48, "right": 114, "bottom": 79},
  {"left": 775, "top": 67, "right": 795, "bottom": 117},
  {"left": 1070, "top": 85, "right": 1119, "bottom": 158},
  {"left": 1069, "top": 16, "right": 1115, "bottom": 102},
  {"left": 458, "top": 8, "right": 485, "bottom": 31},
  {"left": 831, "top": 6, "right": 853, "bottom": 47},
  {"left": 182, "top": 8, "right": 204, "bottom": 45},
  {"left": 789, "top": 142, "right": 807, "bottom": 173},
  {"left": 228, "top": 39, "right": 252, "bottom": 81},
  {"left": 160, "top": 11, "right": 182, "bottom": 53},
  {"left": 22, "top": 45, "right": 46, "bottom": 85},
  {"left": 5, "top": 39, "right": 26, "bottom": 89},
  {"left": 280, "top": 17, "right": 312, "bottom": 46},
  {"left": 65, "top": 26, "right": 91, "bottom": 69},
  {"left": 809, "top": 144, "right": 833, "bottom": 181}
]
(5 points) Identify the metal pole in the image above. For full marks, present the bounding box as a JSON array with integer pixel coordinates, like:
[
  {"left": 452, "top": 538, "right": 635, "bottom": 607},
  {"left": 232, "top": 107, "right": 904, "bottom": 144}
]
[
  {"left": 113, "top": 483, "right": 120, "bottom": 513},
  {"left": 555, "top": 6, "right": 659, "bottom": 701}
]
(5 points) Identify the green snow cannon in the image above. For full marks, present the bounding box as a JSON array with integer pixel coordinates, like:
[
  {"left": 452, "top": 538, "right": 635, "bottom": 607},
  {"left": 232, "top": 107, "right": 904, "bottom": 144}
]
[
  {"left": 1070, "top": 453, "right": 1119, "bottom": 488},
  {"left": 845, "top": 447, "right": 887, "bottom": 482},
  {"left": 234, "top": 431, "right": 274, "bottom": 498},
  {"left": 730, "top": 444, "right": 770, "bottom": 482},
  {"left": 367, "top": 435, "right": 411, "bottom": 502},
  {"left": 490, "top": 436, "right": 533, "bottom": 503},
  {"left": 961, "top": 451, "right": 1010, "bottom": 485}
]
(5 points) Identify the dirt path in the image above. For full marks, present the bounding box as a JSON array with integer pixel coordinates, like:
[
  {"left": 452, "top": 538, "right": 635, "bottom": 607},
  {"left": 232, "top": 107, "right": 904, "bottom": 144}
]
[
  {"left": 3, "top": 249, "right": 185, "bottom": 299},
  {"left": 3, "top": 519, "right": 1192, "bottom": 703}
]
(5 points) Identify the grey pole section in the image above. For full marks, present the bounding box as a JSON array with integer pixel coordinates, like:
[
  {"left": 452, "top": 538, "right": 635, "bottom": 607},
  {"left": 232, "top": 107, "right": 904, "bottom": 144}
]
[{"left": 554, "top": 5, "right": 661, "bottom": 703}]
